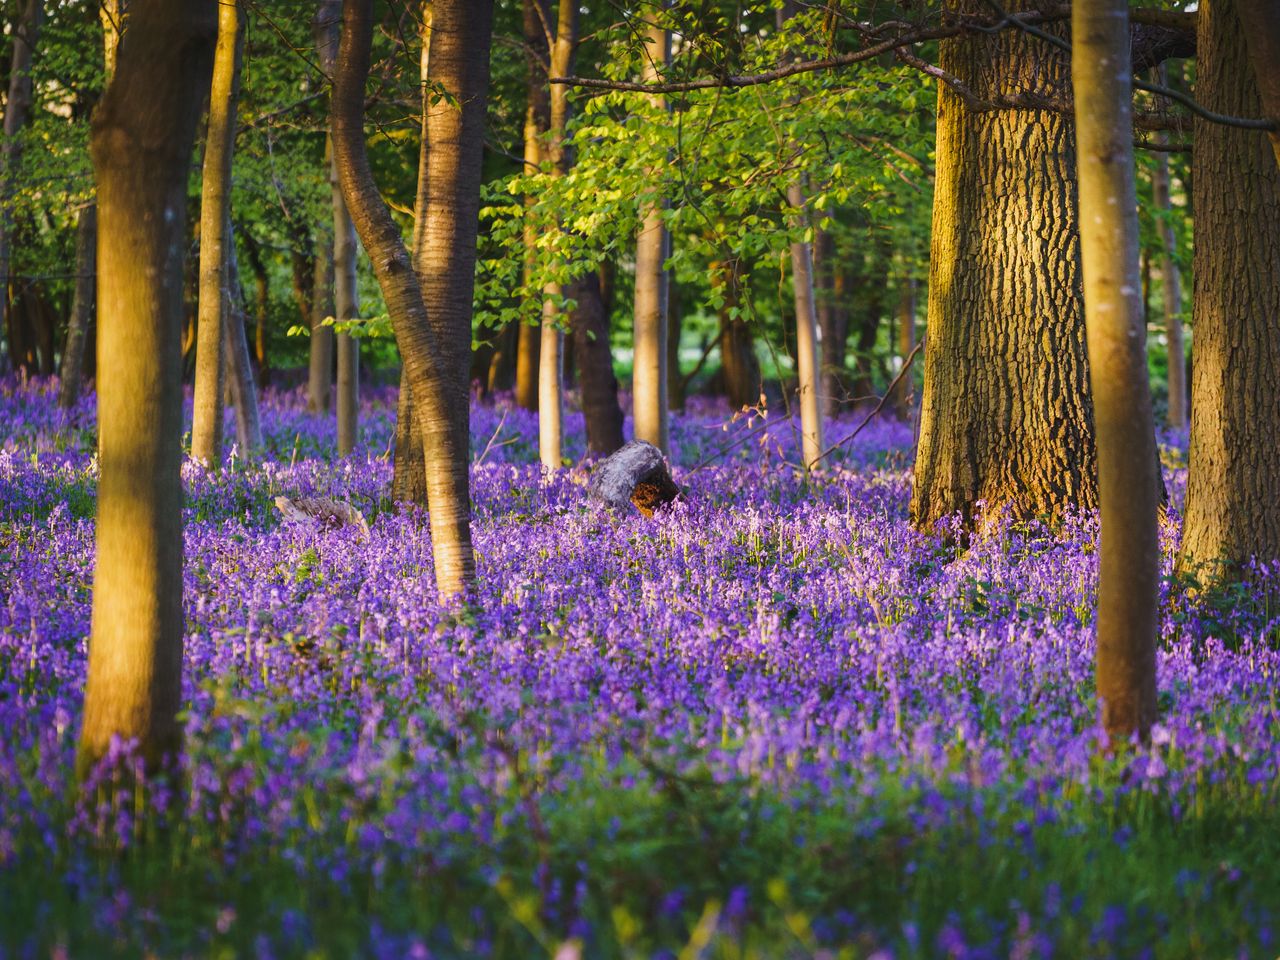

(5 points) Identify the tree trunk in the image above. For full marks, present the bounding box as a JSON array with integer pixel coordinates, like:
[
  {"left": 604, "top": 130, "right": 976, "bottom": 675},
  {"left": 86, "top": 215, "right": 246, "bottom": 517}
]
[
  {"left": 514, "top": 0, "right": 548, "bottom": 414},
  {"left": 1073, "top": 0, "right": 1159, "bottom": 742},
  {"left": 1180, "top": 0, "right": 1280, "bottom": 588},
  {"left": 632, "top": 19, "right": 672, "bottom": 453},
  {"left": 315, "top": 9, "right": 360, "bottom": 455},
  {"left": 538, "top": 0, "right": 576, "bottom": 471},
  {"left": 785, "top": 183, "right": 825, "bottom": 469},
  {"left": 911, "top": 0, "right": 1098, "bottom": 531},
  {"left": 392, "top": 367, "right": 426, "bottom": 503},
  {"left": 332, "top": 0, "right": 488, "bottom": 600},
  {"left": 515, "top": 320, "right": 540, "bottom": 410},
  {"left": 715, "top": 259, "right": 760, "bottom": 409},
  {"left": 224, "top": 219, "right": 262, "bottom": 451},
  {"left": 0, "top": 0, "right": 42, "bottom": 375},
  {"left": 308, "top": 235, "right": 334, "bottom": 413},
  {"left": 191, "top": 0, "right": 243, "bottom": 466},
  {"left": 667, "top": 278, "right": 685, "bottom": 411},
  {"left": 1150, "top": 96, "right": 1186, "bottom": 430},
  {"left": 77, "top": 0, "right": 215, "bottom": 777},
  {"left": 571, "top": 270, "right": 625, "bottom": 455},
  {"left": 1233, "top": 0, "right": 1280, "bottom": 170},
  {"left": 58, "top": 204, "right": 96, "bottom": 408},
  {"left": 487, "top": 321, "right": 517, "bottom": 393},
  {"left": 894, "top": 272, "right": 916, "bottom": 419}
]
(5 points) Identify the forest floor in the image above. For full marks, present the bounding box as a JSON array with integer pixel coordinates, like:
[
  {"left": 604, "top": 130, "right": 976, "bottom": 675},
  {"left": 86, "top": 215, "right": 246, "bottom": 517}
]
[{"left": 1, "top": 378, "right": 1278, "bottom": 958}]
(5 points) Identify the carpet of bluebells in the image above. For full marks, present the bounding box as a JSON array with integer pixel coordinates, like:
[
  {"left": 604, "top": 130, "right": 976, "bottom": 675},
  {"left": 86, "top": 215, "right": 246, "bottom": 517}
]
[{"left": 2, "top": 375, "right": 1279, "bottom": 959}]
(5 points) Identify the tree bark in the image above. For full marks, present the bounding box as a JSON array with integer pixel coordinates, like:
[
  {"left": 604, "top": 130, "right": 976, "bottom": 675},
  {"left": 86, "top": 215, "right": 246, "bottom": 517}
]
[
  {"left": 632, "top": 19, "right": 672, "bottom": 453},
  {"left": 1180, "top": 0, "right": 1280, "bottom": 588},
  {"left": 911, "top": 0, "right": 1098, "bottom": 531},
  {"left": 308, "top": 234, "right": 334, "bottom": 413},
  {"left": 224, "top": 219, "right": 262, "bottom": 451},
  {"left": 715, "top": 258, "right": 761, "bottom": 409},
  {"left": 1233, "top": 0, "right": 1280, "bottom": 170},
  {"left": 514, "top": 0, "right": 548, "bottom": 414},
  {"left": 332, "top": 0, "right": 488, "bottom": 600},
  {"left": 894, "top": 272, "right": 916, "bottom": 419},
  {"left": 571, "top": 270, "right": 625, "bottom": 455},
  {"left": 0, "top": 0, "right": 42, "bottom": 375},
  {"left": 58, "top": 203, "right": 96, "bottom": 408},
  {"left": 191, "top": 0, "right": 243, "bottom": 466},
  {"left": 1150, "top": 98, "right": 1186, "bottom": 430},
  {"left": 1073, "top": 0, "right": 1159, "bottom": 742},
  {"left": 77, "top": 0, "right": 215, "bottom": 777}
]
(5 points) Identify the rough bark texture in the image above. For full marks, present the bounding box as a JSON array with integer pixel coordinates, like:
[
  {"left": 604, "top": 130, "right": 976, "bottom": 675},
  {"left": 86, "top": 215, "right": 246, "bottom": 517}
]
[
  {"left": 1073, "top": 0, "right": 1158, "bottom": 742},
  {"left": 78, "top": 0, "right": 215, "bottom": 777},
  {"left": 224, "top": 219, "right": 262, "bottom": 452},
  {"left": 1151, "top": 121, "right": 1186, "bottom": 429},
  {"left": 1233, "top": 0, "right": 1280, "bottom": 169},
  {"left": 191, "top": 0, "right": 243, "bottom": 466},
  {"left": 1180, "top": 0, "right": 1280, "bottom": 587},
  {"left": 911, "top": 0, "right": 1098, "bottom": 531},
  {"left": 632, "top": 20, "right": 672, "bottom": 453},
  {"left": 332, "top": 0, "right": 487, "bottom": 599},
  {"left": 316, "top": 4, "right": 360, "bottom": 456},
  {"left": 587, "top": 440, "right": 681, "bottom": 517},
  {"left": 0, "top": 0, "right": 41, "bottom": 375},
  {"left": 58, "top": 203, "right": 96, "bottom": 408},
  {"left": 570, "top": 271, "right": 625, "bottom": 455}
]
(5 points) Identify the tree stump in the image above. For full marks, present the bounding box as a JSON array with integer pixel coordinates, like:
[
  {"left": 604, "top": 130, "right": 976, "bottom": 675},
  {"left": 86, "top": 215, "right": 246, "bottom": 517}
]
[{"left": 587, "top": 441, "right": 682, "bottom": 517}]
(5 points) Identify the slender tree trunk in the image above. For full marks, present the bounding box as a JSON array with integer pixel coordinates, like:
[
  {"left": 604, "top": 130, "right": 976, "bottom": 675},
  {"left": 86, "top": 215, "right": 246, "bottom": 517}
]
[
  {"left": 58, "top": 204, "right": 96, "bottom": 408},
  {"left": 912, "top": 0, "right": 1098, "bottom": 531},
  {"left": 667, "top": 278, "right": 684, "bottom": 411},
  {"left": 571, "top": 271, "right": 625, "bottom": 454},
  {"left": 715, "top": 259, "right": 760, "bottom": 409},
  {"left": 895, "top": 272, "right": 916, "bottom": 419},
  {"left": 1180, "top": 0, "right": 1280, "bottom": 588},
  {"left": 0, "top": 0, "right": 42, "bottom": 374},
  {"left": 632, "top": 19, "right": 672, "bottom": 453},
  {"left": 77, "top": 0, "right": 215, "bottom": 777},
  {"left": 514, "top": 0, "right": 548, "bottom": 414},
  {"left": 1233, "top": 0, "right": 1280, "bottom": 170},
  {"left": 191, "top": 0, "right": 243, "bottom": 466},
  {"left": 332, "top": 0, "right": 489, "bottom": 600},
  {"left": 1073, "top": 0, "right": 1158, "bottom": 742},
  {"left": 1151, "top": 107, "right": 1186, "bottom": 429},
  {"left": 315, "top": 8, "right": 360, "bottom": 455},
  {"left": 308, "top": 236, "right": 334, "bottom": 413},
  {"left": 224, "top": 218, "right": 262, "bottom": 451}
]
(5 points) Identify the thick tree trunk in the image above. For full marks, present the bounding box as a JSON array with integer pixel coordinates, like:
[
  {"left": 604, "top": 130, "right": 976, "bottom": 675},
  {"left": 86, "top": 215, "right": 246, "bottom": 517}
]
[
  {"left": 1180, "top": 0, "right": 1280, "bottom": 587},
  {"left": 1233, "top": 0, "right": 1280, "bottom": 170},
  {"left": 191, "top": 0, "right": 243, "bottom": 466},
  {"left": 315, "top": 9, "right": 360, "bottom": 455},
  {"left": 1151, "top": 119, "right": 1186, "bottom": 429},
  {"left": 332, "top": 0, "right": 488, "bottom": 600},
  {"left": 58, "top": 203, "right": 96, "bottom": 408},
  {"left": 0, "top": 0, "right": 41, "bottom": 375},
  {"left": 571, "top": 271, "right": 625, "bottom": 455},
  {"left": 1073, "top": 0, "right": 1158, "bottom": 742},
  {"left": 632, "top": 20, "right": 672, "bottom": 453},
  {"left": 392, "top": 367, "right": 426, "bottom": 502},
  {"left": 538, "top": 0, "right": 576, "bottom": 470},
  {"left": 911, "top": 0, "right": 1098, "bottom": 531},
  {"left": 77, "top": 0, "right": 214, "bottom": 777},
  {"left": 224, "top": 219, "right": 262, "bottom": 451}
]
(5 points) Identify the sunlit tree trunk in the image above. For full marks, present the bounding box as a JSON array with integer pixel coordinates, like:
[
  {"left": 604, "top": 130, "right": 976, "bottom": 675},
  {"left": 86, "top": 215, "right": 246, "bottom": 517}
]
[
  {"left": 77, "top": 0, "right": 214, "bottom": 777},
  {"left": 1073, "top": 0, "right": 1158, "bottom": 742},
  {"left": 224, "top": 219, "right": 262, "bottom": 451},
  {"left": 58, "top": 204, "right": 96, "bottom": 408},
  {"left": 514, "top": 0, "right": 547, "bottom": 413},
  {"left": 0, "top": 0, "right": 42, "bottom": 375},
  {"left": 632, "top": 18, "right": 671, "bottom": 453},
  {"left": 333, "top": 0, "right": 488, "bottom": 600},
  {"left": 1151, "top": 117, "right": 1186, "bottom": 430},
  {"left": 1180, "top": 0, "right": 1280, "bottom": 588},
  {"left": 191, "top": 0, "right": 243, "bottom": 466},
  {"left": 912, "top": 0, "right": 1098, "bottom": 531}
]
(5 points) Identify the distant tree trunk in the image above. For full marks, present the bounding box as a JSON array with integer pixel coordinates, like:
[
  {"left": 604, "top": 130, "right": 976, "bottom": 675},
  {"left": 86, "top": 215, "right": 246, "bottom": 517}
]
[
  {"left": 0, "top": 0, "right": 42, "bottom": 375},
  {"left": 332, "top": 0, "right": 489, "bottom": 600},
  {"left": 632, "top": 19, "right": 672, "bottom": 453},
  {"left": 77, "top": 0, "right": 214, "bottom": 777},
  {"left": 308, "top": 235, "right": 334, "bottom": 413},
  {"left": 224, "top": 219, "right": 262, "bottom": 451},
  {"left": 58, "top": 204, "right": 96, "bottom": 408},
  {"left": 191, "top": 0, "right": 243, "bottom": 466},
  {"left": 1180, "top": 0, "right": 1280, "bottom": 588},
  {"left": 911, "top": 0, "right": 1098, "bottom": 531},
  {"left": 1150, "top": 98, "right": 1186, "bottom": 429},
  {"left": 1073, "top": 0, "right": 1158, "bottom": 742},
  {"left": 487, "top": 321, "right": 517, "bottom": 393},
  {"left": 894, "top": 272, "right": 916, "bottom": 419},
  {"left": 1233, "top": 0, "right": 1280, "bottom": 170},
  {"left": 514, "top": 0, "right": 547, "bottom": 414},
  {"left": 715, "top": 259, "right": 760, "bottom": 409},
  {"left": 315, "top": 5, "right": 359, "bottom": 455},
  {"left": 571, "top": 271, "right": 625, "bottom": 454},
  {"left": 667, "top": 278, "right": 684, "bottom": 411}
]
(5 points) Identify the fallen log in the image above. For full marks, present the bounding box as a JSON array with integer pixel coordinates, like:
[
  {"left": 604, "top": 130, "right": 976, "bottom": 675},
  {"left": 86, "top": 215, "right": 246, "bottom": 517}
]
[{"left": 586, "top": 440, "right": 682, "bottom": 517}]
